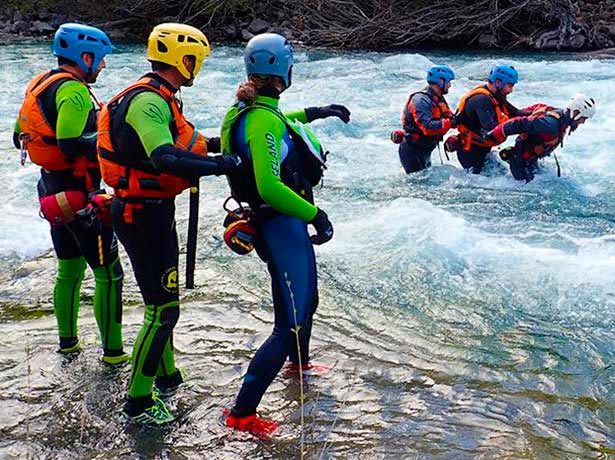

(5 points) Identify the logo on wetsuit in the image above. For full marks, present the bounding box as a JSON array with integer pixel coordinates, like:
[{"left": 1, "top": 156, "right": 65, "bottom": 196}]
[
  {"left": 161, "top": 266, "right": 179, "bottom": 293},
  {"left": 265, "top": 132, "right": 280, "bottom": 176}
]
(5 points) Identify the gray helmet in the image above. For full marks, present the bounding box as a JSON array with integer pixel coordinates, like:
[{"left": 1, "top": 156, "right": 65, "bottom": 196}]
[{"left": 244, "top": 33, "right": 293, "bottom": 88}]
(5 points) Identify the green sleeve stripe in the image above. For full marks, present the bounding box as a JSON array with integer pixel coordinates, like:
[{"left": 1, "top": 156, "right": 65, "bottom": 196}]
[
  {"left": 55, "top": 80, "right": 94, "bottom": 140},
  {"left": 284, "top": 109, "right": 308, "bottom": 123},
  {"left": 125, "top": 91, "right": 174, "bottom": 156},
  {"left": 245, "top": 109, "right": 317, "bottom": 222}
]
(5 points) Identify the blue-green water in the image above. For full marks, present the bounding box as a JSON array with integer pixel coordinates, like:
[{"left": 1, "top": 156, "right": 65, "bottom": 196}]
[{"left": 1, "top": 44, "right": 614, "bottom": 459}]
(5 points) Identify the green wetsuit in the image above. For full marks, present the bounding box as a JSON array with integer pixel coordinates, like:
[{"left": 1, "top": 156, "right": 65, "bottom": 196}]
[
  {"left": 15, "top": 73, "right": 125, "bottom": 358},
  {"left": 222, "top": 95, "right": 318, "bottom": 221}
]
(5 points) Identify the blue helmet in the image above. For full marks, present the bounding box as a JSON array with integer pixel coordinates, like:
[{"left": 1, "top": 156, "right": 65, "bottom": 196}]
[
  {"left": 244, "top": 33, "right": 293, "bottom": 88},
  {"left": 426, "top": 65, "right": 455, "bottom": 89},
  {"left": 488, "top": 64, "right": 518, "bottom": 88},
  {"left": 52, "top": 23, "right": 112, "bottom": 75}
]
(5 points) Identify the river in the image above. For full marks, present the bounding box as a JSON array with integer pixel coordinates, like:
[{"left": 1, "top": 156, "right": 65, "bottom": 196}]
[{"left": 0, "top": 43, "right": 614, "bottom": 459}]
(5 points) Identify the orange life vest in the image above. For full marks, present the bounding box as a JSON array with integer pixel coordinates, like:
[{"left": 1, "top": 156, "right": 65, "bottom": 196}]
[
  {"left": 97, "top": 76, "right": 207, "bottom": 200},
  {"left": 456, "top": 85, "right": 510, "bottom": 151},
  {"left": 401, "top": 90, "right": 453, "bottom": 141},
  {"left": 18, "top": 70, "right": 100, "bottom": 184}
]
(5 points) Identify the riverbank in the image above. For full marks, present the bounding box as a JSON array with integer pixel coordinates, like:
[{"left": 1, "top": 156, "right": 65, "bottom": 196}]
[{"left": 2, "top": 1, "right": 615, "bottom": 51}]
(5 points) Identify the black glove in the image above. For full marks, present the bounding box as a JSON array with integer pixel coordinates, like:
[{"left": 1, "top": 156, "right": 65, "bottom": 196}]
[
  {"left": 206, "top": 136, "right": 221, "bottom": 153},
  {"left": 215, "top": 154, "right": 242, "bottom": 174},
  {"left": 309, "top": 208, "right": 333, "bottom": 245},
  {"left": 12, "top": 132, "right": 20, "bottom": 150},
  {"left": 305, "top": 104, "right": 351, "bottom": 123}
]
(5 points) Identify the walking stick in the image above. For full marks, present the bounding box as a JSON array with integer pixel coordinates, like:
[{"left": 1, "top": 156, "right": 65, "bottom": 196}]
[{"left": 185, "top": 179, "right": 199, "bottom": 289}]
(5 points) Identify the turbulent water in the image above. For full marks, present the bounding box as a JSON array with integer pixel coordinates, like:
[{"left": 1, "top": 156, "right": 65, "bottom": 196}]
[{"left": 1, "top": 43, "right": 615, "bottom": 459}]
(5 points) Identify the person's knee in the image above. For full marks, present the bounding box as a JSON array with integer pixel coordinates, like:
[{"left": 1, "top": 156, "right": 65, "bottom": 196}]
[
  {"left": 57, "top": 257, "right": 86, "bottom": 281},
  {"left": 159, "top": 303, "right": 180, "bottom": 330}
]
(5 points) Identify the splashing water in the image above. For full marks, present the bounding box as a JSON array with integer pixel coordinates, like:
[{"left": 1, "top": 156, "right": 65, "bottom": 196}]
[{"left": 1, "top": 44, "right": 615, "bottom": 459}]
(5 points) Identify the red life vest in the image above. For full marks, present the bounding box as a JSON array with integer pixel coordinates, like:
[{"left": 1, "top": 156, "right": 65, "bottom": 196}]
[{"left": 519, "top": 109, "right": 567, "bottom": 160}]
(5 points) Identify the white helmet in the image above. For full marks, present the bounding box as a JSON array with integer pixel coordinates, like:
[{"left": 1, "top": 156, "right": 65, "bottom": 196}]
[{"left": 567, "top": 94, "right": 596, "bottom": 121}]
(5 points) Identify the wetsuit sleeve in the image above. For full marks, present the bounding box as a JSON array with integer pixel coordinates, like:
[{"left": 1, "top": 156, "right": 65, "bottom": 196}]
[
  {"left": 150, "top": 144, "right": 235, "bottom": 178},
  {"left": 125, "top": 91, "right": 174, "bottom": 155},
  {"left": 13, "top": 119, "right": 21, "bottom": 149},
  {"left": 501, "top": 114, "right": 560, "bottom": 137},
  {"left": 284, "top": 109, "right": 309, "bottom": 123},
  {"left": 55, "top": 80, "right": 96, "bottom": 160},
  {"left": 245, "top": 110, "right": 318, "bottom": 221},
  {"left": 409, "top": 93, "right": 452, "bottom": 136}
]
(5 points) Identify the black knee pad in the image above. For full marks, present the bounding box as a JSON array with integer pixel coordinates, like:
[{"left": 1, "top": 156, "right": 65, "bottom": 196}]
[{"left": 160, "top": 305, "right": 180, "bottom": 328}]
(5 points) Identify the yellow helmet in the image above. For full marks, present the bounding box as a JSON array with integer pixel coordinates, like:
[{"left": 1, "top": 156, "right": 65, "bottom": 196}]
[{"left": 147, "top": 23, "right": 211, "bottom": 80}]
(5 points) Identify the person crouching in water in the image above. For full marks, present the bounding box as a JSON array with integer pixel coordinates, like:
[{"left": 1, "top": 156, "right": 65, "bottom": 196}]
[
  {"left": 392, "top": 65, "right": 456, "bottom": 173},
  {"left": 97, "top": 23, "right": 241, "bottom": 425},
  {"left": 13, "top": 23, "right": 128, "bottom": 364},
  {"left": 448, "top": 64, "right": 529, "bottom": 174},
  {"left": 220, "top": 33, "right": 350, "bottom": 438},
  {"left": 485, "top": 94, "right": 596, "bottom": 182}
]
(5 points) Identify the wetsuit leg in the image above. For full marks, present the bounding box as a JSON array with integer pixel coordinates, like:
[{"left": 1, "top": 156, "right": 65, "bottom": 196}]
[
  {"left": 54, "top": 254, "right": 86, "bottom": 349},
  {"left": 39, "top": 176, "right": 86, "bottom": 350},
  {"left": 38, "top": 172, "right": 125, "bottom": 354},
  {"left": 111, "top": 198, "right": 180, "bottom": 406},
  {"left": 398, "top": 141, "right": 432, "bottom": 173},
  {"left": 231, "top": 215, "right": 317, "bottom": 417},
  {"left": 457, "top": 146, "right": 489, "bottom": 174},
  {"left": 64, "top": 219, "right": 125, "bottom": 355}
]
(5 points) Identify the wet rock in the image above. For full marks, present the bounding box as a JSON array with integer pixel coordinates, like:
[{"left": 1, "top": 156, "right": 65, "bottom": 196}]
[
  {"left": 534, "top": 29, "right": 587, "bottom": 50},
  {"left": 50, "top": 14, "right": 68, "bottom": 28},
  {"left": 248, "top": 18, "right": 270, "bottom": 34},
  {"left": 241, "top": 29, "right": 254, "bottom": 41},
  {"left": 31, "top": 21, "right": 54, "bottom": 35},
  {"left": 222, "top": 24, "right": 237, "bottom": 38},
  {"left": 9, "top": 21, "right": 29, "bottom": 35},
  {"left": 13, "top": 11, "right": 23, "bottom": 22},
  {"left": 108, "top": 29, "right": 129, "bottom": 41}
]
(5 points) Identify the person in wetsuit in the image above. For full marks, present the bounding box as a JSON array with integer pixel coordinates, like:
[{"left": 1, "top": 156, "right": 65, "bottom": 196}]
[
  {"left": 13, "top": 23, "right": 128, "bottom": 364},
  {"left": 220, "top": 33, "right": 351, "bottom": 438},
  {"left": 394, "top": 65, "right": 456, "bottom": 173},
  {"left": 485, "top": 94, "right": 596, "bottom": 182},
  {"left": 449, "top": 64, "right": 530, "bottom": 174},
  {"left": 97, "top": 23, "right": 241, "bottom": 425}
]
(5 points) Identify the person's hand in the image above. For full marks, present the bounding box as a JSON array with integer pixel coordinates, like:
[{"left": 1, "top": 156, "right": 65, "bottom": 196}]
[
  {"left": 485, "top": 125, "right": 506, "bottom": 144},
  {"left": 215, "top": 155, "right": 242, "bottom": 174},
  {"left": 444, "top": 135, "right": 459, "bottom": 153},
  {"left": 309, "top": 208, "right": 333, "bottom": 245},
  {"left": 206, "top": 136, "right": 221, "bottom": 153},
  {"left": 305, "top": 105, "right": 351, "bottom": 123}
]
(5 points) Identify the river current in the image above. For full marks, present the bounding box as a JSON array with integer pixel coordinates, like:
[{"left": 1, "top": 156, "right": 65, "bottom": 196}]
[{"left": 0, "top": 44, "right": 614, "bottom": 459}]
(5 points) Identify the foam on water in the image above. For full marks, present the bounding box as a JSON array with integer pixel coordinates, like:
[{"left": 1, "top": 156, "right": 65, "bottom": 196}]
[{"left": 1, "top": 43, "right": 615, "bottom": 458}]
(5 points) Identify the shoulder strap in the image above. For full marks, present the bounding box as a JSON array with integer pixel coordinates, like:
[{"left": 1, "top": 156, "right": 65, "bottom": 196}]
[{"left": 28, "top": 71, "right": 79, "bottom": 98}]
